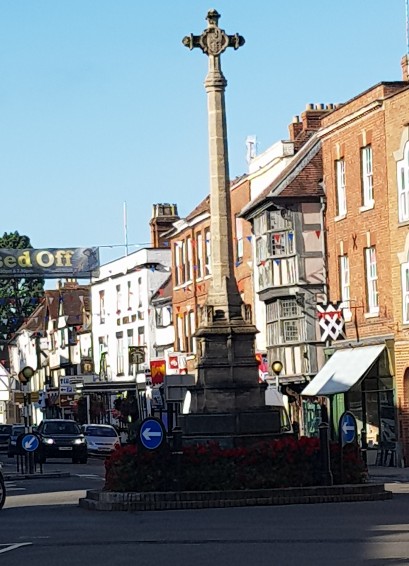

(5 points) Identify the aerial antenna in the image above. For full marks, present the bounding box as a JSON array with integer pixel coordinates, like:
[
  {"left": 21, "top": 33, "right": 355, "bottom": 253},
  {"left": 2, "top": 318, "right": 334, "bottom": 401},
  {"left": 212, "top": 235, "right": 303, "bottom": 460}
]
[
  {"left": 246, "top": 135, "right": 257, "bottom": 164},
  {"left": 123, "top": 201, "right": 129, "bottom": 256}
]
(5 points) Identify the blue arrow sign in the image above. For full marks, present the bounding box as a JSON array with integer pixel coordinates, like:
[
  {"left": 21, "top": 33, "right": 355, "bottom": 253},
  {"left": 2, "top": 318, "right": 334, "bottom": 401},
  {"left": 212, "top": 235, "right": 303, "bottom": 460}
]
[
  {"left": 339, "top": 412, "right": 357, "bottom": 446},
  {"left": 22, "top": 434, "right": 39, "bottom": 452},
  {"left": 139, "top": 418, "right": 165, "bottom": 450}
]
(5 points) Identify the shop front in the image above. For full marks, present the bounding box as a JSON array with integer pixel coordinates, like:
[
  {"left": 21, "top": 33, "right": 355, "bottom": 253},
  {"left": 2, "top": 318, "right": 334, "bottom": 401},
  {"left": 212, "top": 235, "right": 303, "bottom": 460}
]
[{"left": 302, "top": 343, "right": 397, "bottom": 466}]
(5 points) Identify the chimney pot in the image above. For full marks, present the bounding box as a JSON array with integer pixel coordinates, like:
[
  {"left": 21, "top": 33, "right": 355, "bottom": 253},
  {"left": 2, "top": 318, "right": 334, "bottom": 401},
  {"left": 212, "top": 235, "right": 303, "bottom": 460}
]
[
  {"left": 292, "top": 115, "right": 300, "bottom": 123},
  {"left": 306, "top": 103, "right": 314, "bottom": 110}
]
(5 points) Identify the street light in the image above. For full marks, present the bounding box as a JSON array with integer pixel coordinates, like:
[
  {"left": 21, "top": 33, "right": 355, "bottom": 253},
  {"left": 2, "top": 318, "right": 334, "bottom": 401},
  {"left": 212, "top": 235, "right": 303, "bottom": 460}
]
[
  {"left": 271, "top": 360, "right": 283, "bottom": 389},
  {"left": 18, "top": 366, "right": 35, "bottom": 384}
]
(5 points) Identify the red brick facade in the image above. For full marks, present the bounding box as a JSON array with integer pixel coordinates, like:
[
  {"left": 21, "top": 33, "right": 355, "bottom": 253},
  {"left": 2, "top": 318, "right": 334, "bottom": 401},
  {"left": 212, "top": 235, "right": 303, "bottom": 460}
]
[
  {"left": 321, "top": 80, "right": 409, "bottom": 462},
  {"left": 168, "top": 178, "right": 254, "bottom": 373}
]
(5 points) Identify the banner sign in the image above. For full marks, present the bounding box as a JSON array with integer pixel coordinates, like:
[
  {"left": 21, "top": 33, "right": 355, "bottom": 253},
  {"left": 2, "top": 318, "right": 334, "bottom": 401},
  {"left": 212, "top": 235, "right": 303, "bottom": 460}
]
[
  {"left": 317, "top": 302, "right": 346, "bottom": 342},
  {"left": 0, "top": 248, "right": 100, "bottom": 278}
]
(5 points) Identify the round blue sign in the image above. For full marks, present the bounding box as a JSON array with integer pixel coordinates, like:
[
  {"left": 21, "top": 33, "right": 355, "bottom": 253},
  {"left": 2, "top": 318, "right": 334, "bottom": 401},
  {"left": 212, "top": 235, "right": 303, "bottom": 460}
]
[
  {"left": 22, "top": 434, "right": 39, "bottom": 452},
  {"left": 139, "top": 418, "right": 165, "bottom": 450},
  {"left": 339, "top": 411, "right": 357, "bottom": 446}
]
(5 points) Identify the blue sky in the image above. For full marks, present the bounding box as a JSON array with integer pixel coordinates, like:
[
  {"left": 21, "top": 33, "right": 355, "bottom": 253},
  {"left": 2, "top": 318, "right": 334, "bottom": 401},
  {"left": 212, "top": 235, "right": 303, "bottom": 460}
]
[{"left": 0, "top": 0, "right": 405, "bottom": 266}]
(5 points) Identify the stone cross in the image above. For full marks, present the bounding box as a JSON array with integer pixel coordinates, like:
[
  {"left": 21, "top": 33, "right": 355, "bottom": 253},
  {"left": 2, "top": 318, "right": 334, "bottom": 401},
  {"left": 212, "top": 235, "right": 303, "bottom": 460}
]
[{"left": 183, "top": 10, "right": 245, "bottom": 321}]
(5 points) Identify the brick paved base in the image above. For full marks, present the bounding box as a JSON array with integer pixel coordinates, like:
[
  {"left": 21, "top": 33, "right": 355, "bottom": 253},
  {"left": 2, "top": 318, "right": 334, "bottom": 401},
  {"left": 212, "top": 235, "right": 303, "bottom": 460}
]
[{"left": 79, "top": 484, "right": 392, "bottom": 512}]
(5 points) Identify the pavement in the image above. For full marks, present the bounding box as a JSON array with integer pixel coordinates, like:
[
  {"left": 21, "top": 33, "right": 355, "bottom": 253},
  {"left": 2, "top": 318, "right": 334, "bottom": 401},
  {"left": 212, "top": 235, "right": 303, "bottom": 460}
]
[{"left": 368, "top": 464, "right": 409, "bottom": 483}]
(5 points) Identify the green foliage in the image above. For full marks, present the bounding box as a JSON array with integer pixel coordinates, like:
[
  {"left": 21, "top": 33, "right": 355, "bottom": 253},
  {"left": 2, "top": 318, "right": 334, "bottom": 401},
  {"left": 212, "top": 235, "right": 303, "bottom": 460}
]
[
  {"left": 0, "top": 231, "right": 45, "bottom": 341},
  {"left": 104, "top": 437, "right": 367, "bottom": 493}
]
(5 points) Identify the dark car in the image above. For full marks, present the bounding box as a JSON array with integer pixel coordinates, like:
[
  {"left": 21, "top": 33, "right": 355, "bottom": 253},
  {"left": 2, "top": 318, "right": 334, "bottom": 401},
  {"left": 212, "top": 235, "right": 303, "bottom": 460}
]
[
  {"left": 7, "top": 424, "right": 25, "bottom": 457},
  {"left": 0, "top": 425, "right": 12, "bottom": 452},
  {"left": 36, "top": 419, "right": 87, "bottom": 464}
]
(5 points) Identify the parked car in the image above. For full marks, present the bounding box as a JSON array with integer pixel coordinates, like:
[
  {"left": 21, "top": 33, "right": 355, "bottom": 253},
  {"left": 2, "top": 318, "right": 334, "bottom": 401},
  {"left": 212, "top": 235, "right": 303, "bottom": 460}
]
[
  {"left": 7, "top": 424, "right": 25, "bottom": 457},
  {"left": 36, "top": 419, "right": 87, "bottom": 464},
  {"left": 81, "top": 424, "right": 120, "bottom": 456},
  {"left": 0, "top": 425, "right": 12, "bottom": 452}
]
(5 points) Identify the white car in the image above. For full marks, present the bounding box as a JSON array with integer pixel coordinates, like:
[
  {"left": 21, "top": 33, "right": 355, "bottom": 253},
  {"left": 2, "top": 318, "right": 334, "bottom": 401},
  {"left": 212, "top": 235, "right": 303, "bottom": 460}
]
[{"left": 81, "top": 424, "right": 120, "bottom": 456}]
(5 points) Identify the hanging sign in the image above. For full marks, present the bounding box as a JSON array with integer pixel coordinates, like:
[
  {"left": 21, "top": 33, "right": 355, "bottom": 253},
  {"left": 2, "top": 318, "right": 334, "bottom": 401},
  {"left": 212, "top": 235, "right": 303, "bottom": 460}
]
[{"left": 0, "top": 248, "right": 100, "bottom": 278}]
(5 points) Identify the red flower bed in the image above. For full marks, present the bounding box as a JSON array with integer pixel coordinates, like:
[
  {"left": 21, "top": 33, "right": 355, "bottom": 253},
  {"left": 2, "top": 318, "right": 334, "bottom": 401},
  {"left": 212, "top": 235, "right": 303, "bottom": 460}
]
[{"left": 104, "top": 436, "right": 366, "bottom": 493}]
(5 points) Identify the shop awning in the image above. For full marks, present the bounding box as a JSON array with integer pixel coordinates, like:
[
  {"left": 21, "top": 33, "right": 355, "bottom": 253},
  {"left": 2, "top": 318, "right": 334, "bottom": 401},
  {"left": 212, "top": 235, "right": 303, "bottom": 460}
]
[{"left": 302, "top": 344, "right": 385, "bottom": 396}]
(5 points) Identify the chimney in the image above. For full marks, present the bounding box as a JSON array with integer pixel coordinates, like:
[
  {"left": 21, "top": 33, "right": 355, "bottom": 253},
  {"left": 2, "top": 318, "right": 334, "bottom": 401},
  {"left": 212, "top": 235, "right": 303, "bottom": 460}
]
[
  {"left": 288, "top": 116, "right": 303, "bottom": 141},
  {"left": 300, "top": 103, "right": 330, "bottom": 132},
  {"left": 402, "top": 54, "right": 409, "bottom": 81},
  {"left": 149, "top": 203, "right": 179, "bottom": 248}
]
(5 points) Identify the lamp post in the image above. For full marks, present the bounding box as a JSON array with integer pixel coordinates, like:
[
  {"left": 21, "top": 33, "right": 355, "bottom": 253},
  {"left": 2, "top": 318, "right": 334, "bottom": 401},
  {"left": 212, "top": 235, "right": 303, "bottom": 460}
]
[{"left": 271, "top": 360, "right": 283, "bottom": 389}]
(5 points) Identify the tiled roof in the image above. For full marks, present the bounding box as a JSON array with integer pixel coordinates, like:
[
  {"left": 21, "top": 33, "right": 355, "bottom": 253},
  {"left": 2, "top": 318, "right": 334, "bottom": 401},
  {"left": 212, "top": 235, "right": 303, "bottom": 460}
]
[
  {"left": 240, "top": 133, "right": 322, "bottom": 217},
  {"left": 151, "top": 275, "right": 172, "bottom": 302},
  {"left": 185, "top": 195, "right": 210, "bottom": 222}
]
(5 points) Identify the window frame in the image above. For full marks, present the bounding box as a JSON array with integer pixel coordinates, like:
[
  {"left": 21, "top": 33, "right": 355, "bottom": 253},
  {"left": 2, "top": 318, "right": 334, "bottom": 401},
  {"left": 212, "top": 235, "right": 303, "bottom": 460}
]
[
  {"left": 365, "top": 247, "right": 379, "bottom": 314},
  {"left": 397, "top": 143, "right": 409, "bottom": 222},
  {"left": 361, "top": 145, "right": 374, "bottom": 206},
  {"left": 335, "top": 158, "right": 347, "bottom": 216},
  {"left": 266, "top": 298, "right": 302, "bottom": 345},
  {"left": 401, "top": 261, "right": 409, "bottom": 324}
]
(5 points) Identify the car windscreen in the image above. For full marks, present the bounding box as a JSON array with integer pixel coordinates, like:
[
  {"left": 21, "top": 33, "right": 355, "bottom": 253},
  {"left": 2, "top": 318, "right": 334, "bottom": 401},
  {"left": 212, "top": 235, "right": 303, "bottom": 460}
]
[
  {"left": 84, "top": 427, "right": 117, "bottom": 438},
  {"left": 0, "top": 425, "right": 12, "bottom": 434},
  {"left": 43, "top": 422, "right": 80, "bottom": 435}
]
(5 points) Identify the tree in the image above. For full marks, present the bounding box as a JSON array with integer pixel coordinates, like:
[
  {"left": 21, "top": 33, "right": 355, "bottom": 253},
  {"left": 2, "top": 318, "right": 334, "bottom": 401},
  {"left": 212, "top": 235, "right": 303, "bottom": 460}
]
[{"left": 0, "top": 231, "right": 45, "bottom": 348}]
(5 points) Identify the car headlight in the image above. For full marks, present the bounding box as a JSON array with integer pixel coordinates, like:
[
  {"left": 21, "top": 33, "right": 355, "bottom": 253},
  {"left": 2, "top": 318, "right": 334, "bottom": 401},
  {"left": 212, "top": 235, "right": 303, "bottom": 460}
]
[
  {"left": 73, "top": 438, "right": 85, "bottom": 445},
  {"left": 43, "top": 438, "right": 55, "bottom": 445}
]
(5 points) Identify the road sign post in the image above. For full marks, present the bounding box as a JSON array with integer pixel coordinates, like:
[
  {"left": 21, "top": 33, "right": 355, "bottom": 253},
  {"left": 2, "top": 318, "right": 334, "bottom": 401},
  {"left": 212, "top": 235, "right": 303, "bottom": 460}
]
[
  {"left": 18, "top": 366, "right": 36, "bottom": 474},
  {"left": 339, "top": 411, "right": 358, "bottom": 483},
  {"left": 138, "top": 417, "right": 166, "bottom": 451}
]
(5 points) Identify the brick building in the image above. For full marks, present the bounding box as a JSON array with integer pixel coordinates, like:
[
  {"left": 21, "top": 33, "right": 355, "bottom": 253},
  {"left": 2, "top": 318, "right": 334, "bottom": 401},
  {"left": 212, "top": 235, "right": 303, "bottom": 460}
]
[
  {"left": 303, "top": 74, "right": 409, "bottom": 465},
  {"left": 166, "top": 177, "right": 254, "bottom": 374}
]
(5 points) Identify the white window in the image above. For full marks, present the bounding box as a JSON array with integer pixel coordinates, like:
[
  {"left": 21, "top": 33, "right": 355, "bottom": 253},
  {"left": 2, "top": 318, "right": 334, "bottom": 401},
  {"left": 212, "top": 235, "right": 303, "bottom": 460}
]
[
  {"left": 127, "top": 281, "right": 132, "bottom": 310},
  {"left": 361, "top": 146, "right": 373, "bottom": 206},
  {"left": 116, "top": 285, "right": 122, "bottom": 313},
  {"left": 401, "top": 262, "right": 409, "bottom": 324},
  {"left": 186, "top": 237, "right": 193, "bottom": 281},
  {"left": 336, "top": 159, "right": 347, "bottom": 216},
  {"left": 365, "top": 247, "right": 379, "bottom": 313},
  {"left": 116, "top": 334, "right": 124, "bottom": 375},
  {"left": 339, "top": 255, "right": 350, "bottom": 307},
  {"left": 175, "top": 243, "right": 181, "bottom": 285},
  {"left": 266, "top": 298, "right": 302, "bottom": 345},
  {"left": 397, "top": 143, "right": 409, "bottom": 222},
  {"left": 235, "top": 217, "right": 244, "bottom": 261},
  {"left": 196, "top": 233, "right": 203, "bottom": 278},
  {"left": 99, "top": 290, "right": 105, "bottom": 324},
  {"left": 205, "top": 230, "right": 211, "bottom": 276}
]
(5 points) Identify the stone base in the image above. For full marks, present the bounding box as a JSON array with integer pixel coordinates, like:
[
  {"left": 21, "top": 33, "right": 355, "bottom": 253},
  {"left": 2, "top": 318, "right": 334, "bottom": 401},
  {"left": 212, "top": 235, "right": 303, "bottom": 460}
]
[
  {"left": 79, "top": 484, "right": 393, "bottom": 512},
  {"left": 178, "top": 409, "right": 288, "bottom": 448}
]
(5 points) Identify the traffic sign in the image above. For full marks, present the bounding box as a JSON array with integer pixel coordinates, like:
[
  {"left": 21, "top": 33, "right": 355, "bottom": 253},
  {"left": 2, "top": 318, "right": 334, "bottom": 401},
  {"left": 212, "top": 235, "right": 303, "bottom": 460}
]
[
  {"left": 138, "top": 417, "right": 165, "bottom": 450},
  {"left": 339, "top": 411, "right": 357, "bottom": 447},
  {"left": 21, "top": 434, "right": 39, "bottom": 452}
]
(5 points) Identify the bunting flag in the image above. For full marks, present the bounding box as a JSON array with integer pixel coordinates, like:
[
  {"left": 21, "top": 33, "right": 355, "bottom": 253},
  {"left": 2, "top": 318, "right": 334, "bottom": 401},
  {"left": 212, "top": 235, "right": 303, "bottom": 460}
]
[
  {"left": 191, "top": 240, "right": 196, "bottom": 247},
  {"left": 315, "top": 230, "right": 321, "bottom": 239},
  {"left": 260, "top": 260, "right": 266, "bottom": 266},
  {"left": 274, "top": 259, "right": 281, "bottom": 265},
  {"left": 235, "top": 260, "right": 241, "bottom": 267},
  {"left": 176, "top": 306, "right": 181, "bottom": 312},
  {"left": 246, "top": 236, "right": 252, "bottom": 242},
  {"left": 159, "top": 289, "right": 164, "bottom": 296},
  {"left": 288, "top": 232, "right": 294, "bottom": 241},
  {"left": 274, "top": 234, "right": 281, "bottom": 242},
  {"left": 193, "top": 265, "right": 198, "bottom": 270}
]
